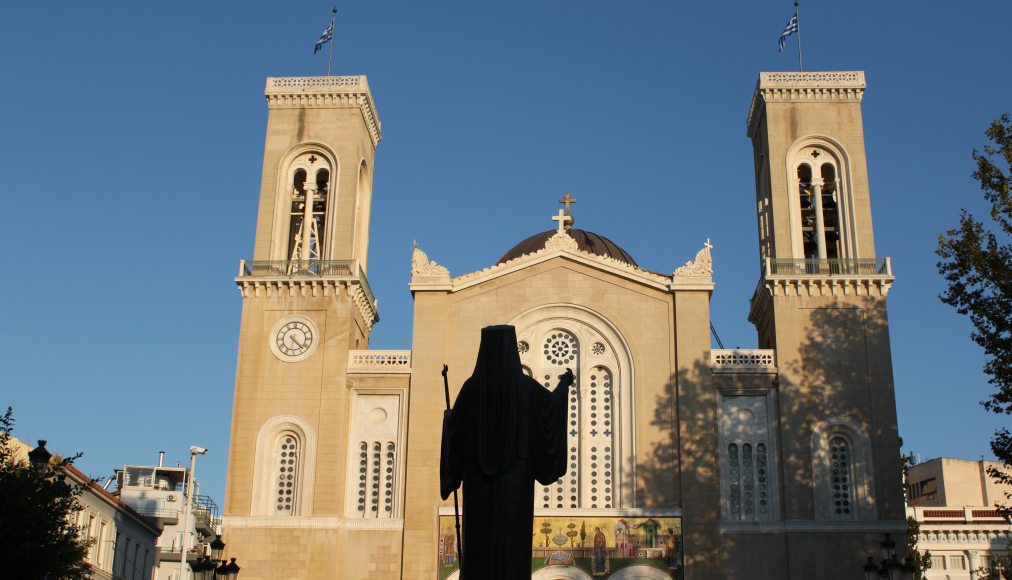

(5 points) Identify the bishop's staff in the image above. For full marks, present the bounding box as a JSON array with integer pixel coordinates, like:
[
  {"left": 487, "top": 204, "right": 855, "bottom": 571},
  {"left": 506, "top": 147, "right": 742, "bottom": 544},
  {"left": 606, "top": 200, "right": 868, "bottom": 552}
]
[{"left": 442, "top": 364, "right": 464, "bottom": 569}]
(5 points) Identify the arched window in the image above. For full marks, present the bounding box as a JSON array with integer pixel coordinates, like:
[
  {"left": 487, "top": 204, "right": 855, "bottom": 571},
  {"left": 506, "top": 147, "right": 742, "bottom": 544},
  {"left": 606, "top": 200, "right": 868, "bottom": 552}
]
[
  {"left": 828, "top": 435, "right": 855, "bottom": 520},
  {"left": 811, "top": 417, "right": 875, "bottom": 520},
  {"left": 251, "top": 415, "right": 317, "bottom": 517},
  {"left": 273, "top": 432, "right": 301, "bottom": 514},
  {"left": 788, "top": 139, "right": 856, "bottom": 262},
  {"left": 513, "top": 307, "right": 634, "bottom": 510},
  {"left": 720, "top": 396, "right": 776, "bottom": 521},
  {"left": 286, "top": 152, "right": 332, "bottom": 262}
]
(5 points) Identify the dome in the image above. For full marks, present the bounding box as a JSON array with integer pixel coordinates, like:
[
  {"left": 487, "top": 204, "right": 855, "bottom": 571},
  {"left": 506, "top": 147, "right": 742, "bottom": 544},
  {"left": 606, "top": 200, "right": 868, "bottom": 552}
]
[{"left": 497, "top": 229, "right": 638, "bottom": 266}]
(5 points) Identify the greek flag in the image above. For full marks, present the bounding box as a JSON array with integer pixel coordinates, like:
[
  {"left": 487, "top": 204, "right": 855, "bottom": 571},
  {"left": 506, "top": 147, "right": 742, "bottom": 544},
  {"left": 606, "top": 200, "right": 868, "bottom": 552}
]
[
  {"left": 778, "top": 14, "right": 798, "bottom": 52},
  {"left": 314, "top": 21, "right": 334, "bottom": 54}
]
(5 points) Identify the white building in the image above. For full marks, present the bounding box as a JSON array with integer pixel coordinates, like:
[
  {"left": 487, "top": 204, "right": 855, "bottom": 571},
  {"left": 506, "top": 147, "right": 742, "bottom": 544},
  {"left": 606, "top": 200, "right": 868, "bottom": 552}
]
[
  {"left": 16, "top": 438, "right": 162, "bottom": 580},
  {"left": 114, "top": 457, "right": 223, "bottom": 580},
  {"left": 907, "top": 457, "right": 1012, "bottom": 579}
]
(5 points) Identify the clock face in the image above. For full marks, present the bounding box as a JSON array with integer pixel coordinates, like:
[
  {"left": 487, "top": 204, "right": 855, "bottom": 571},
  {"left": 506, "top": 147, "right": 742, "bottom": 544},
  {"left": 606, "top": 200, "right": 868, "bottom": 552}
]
[{"left": 269, "top": 316, "right": 319, "bottom": 362}]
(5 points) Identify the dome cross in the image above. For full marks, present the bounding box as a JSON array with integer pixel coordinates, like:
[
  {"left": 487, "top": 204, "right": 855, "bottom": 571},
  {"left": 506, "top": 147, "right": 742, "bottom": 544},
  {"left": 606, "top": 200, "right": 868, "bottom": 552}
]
[{"left": 559, "top": 191, "right": 577, "bottom": 214}]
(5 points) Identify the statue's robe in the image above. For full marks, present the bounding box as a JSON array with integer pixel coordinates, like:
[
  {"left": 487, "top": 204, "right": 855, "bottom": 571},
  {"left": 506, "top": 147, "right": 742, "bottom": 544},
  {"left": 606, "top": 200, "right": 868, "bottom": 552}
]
[{"left": 440, "top": 325, "right": 569, "bottom": 579}]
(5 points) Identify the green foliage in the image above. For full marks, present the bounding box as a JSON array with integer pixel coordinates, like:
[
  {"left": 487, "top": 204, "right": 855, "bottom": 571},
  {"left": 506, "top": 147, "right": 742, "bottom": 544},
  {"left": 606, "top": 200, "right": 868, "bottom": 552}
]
[
  {"left": 937, "top": 113, "right": 1012, "bottom": 517},
  {"left": 905, "top": 516, "right": 932, "bottom": 580},
  {"left": 0, "top": 407, "right": 92, "bottom": 579}
]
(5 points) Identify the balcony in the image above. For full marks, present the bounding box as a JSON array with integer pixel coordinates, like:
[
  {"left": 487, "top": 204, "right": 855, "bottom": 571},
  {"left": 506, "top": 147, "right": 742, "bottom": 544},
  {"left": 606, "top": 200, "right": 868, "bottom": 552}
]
[
  {"left": 711, "top": 349, "right": 777, "bottom": 374},
  {"left": 763, "top": 257, "right": 891, "bottom": 277},
  {"left": 236, "top": 260, "right": 377, "bottom": 324}
]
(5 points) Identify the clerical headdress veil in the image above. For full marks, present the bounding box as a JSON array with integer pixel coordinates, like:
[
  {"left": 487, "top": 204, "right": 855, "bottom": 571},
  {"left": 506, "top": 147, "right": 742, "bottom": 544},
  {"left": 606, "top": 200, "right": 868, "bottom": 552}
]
[{"left": 467, "top": 324, "right": 523, "bottom": 477}]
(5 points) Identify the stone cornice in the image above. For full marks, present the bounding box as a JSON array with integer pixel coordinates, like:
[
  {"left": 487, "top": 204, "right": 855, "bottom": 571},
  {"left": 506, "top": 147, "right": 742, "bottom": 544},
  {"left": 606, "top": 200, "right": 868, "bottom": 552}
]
[
  {"left": 746, "top": 71, "right": 866, "bottom": 137},
  {"left": 265, "top": 76, "right": 382, "bottom": 147},
  {"left": 410, "top": 235, "right": 719, "bottom": 294},
  {"left": 747, "top": 272, "right": 894, "bottom": 327},
  {"left": 235, "top": 278, "right": 379, "bottom": 330},
  {"left": 223, "top": 515, "right": 402, "bottom": 531}
]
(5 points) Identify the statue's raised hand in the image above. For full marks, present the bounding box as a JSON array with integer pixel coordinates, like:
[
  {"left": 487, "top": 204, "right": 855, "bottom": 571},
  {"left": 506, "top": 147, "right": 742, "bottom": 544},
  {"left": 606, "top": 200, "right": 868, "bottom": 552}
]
[{"left": 558, "top": 368, "right": 575, "bottom": 389}]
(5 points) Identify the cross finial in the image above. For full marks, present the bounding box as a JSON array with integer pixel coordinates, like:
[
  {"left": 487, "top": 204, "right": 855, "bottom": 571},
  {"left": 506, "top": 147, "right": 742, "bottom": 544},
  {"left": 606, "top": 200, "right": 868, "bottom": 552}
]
[
  {"left": 552, "top": 210, "right": 573, "bottom": 234},
  {"left": 705, "top": 238, "right": 713, "bottom": 250},
  {"left": 559, "top": 191, "right": 577, "bottom": 215}
]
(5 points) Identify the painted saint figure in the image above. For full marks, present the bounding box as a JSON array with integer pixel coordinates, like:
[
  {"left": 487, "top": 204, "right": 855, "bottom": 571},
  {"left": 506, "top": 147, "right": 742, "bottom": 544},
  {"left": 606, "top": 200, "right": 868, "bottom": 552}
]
[
  {"left": 440, "top": 325, "right": 572, "bottom": 579},
  {"left": 592, "top": 526, "right": 607, "bottom": 574}
]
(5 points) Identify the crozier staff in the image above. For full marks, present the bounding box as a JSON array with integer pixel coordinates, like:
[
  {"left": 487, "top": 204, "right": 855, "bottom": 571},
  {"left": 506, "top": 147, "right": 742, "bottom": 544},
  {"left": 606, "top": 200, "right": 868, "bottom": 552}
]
[{"left": 440, "top": 325, "right": 572, "bottom": 579}]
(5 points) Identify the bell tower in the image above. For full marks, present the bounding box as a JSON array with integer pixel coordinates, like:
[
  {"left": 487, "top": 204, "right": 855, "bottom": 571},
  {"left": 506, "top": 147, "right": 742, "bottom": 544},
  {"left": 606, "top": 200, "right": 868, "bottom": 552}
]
[
  {"left": 223, "top": 76, "right": 383, "bottom": 578},
  {"left": 740, "top": 72, "right": 906, "bottom": 577}
]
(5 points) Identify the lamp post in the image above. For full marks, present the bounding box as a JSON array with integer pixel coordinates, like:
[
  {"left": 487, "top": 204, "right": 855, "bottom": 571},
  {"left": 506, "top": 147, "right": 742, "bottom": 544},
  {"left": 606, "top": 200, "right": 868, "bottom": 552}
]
[
  {"left": 178, "top": 446, "right": 208, "bottom": 580},
  {"left": 214, "top": 557, "right": 240, "bottom": 579},
  {"left": 189, "top": 556, "right": 214, "bottom": 580},
  {"left": 863, "top": 533, "right": 914, "bottom": 580}
]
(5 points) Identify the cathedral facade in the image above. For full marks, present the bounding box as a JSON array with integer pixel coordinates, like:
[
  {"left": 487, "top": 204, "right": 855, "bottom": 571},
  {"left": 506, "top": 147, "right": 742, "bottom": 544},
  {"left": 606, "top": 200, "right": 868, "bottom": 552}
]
[{"left": 222, "top": 71, "right": 904, "bottom": 579}]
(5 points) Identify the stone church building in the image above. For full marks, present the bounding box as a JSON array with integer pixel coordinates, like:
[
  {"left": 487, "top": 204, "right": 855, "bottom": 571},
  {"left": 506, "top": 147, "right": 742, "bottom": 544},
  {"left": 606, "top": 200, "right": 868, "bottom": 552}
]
[{"left": 222, "top": 71, "right": 905, "bottom": 579}]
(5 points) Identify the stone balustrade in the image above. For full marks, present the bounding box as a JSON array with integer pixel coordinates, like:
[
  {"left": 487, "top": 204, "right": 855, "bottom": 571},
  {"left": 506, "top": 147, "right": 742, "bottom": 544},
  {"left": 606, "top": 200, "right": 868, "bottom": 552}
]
[
  {"left": 710, "top": 349, "right": 776, "bottom": 374},
  {"left": 347, "top": 350, "right": 411, "bottom": 373}
]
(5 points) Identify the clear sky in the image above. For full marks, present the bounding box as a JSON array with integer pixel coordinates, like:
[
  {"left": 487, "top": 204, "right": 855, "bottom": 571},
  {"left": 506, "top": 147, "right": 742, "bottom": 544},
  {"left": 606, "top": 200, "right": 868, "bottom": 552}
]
[{"left": 1, "top": 0, "right": 1009, "bottom": 504}]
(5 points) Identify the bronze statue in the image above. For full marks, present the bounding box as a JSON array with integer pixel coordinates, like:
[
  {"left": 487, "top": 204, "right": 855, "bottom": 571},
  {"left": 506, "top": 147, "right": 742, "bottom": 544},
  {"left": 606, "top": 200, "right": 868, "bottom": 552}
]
[{"left": 440, "top": 325, "right": 572, "bottom": 578}]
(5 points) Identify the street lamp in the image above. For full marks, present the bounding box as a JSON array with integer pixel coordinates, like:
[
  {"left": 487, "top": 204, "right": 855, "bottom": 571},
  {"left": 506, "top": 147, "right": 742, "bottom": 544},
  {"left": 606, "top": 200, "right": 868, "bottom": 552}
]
[
  {"left": 178, "top": 445, "right": 208, "bottom": 580},
  {"left": 901, "top": 557, "right": 917, "bottom": 580},
  {"left": 209, "top": 538, "right": 225, "bottom": 561},
  {"left": 28, "top": 440, "right": 52, "bottom": 467},
  {"left": 215, "top": 558, "right": 240, "bottom": 579},
  {"left": 189, "top": 556, "right": 215, "bottom": 580},
  {"left": 863, "top": 556, "right": 879, "bottom": 580}
]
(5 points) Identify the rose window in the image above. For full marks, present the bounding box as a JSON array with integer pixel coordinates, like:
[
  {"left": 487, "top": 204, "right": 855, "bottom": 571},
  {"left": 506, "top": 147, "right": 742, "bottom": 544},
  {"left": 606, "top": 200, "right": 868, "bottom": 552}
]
[{"left": 543, "top": 332, "right": 578, "bottom": 366}]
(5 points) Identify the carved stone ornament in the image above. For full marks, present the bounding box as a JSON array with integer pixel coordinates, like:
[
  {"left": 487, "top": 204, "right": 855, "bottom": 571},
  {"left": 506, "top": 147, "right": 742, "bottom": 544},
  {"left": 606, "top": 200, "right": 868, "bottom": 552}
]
[
  {"left": 411, "top": 243, "right": 450, "bottom": 279},
  {"left": 674, "top": 240, "right": 713, "bottom": 277},
  {"left": 542, "top": 230, "right": 579, "bottom": 253}
]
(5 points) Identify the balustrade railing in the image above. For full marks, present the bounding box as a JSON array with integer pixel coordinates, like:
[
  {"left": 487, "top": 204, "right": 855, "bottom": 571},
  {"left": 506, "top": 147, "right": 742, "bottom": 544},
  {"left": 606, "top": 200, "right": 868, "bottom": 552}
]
[
  {"left": 763, "top": 257, "right": 891, "bottom": 276},
  {"left": 238, "top": 259, "right": 375, "bottom": 305},
  {"left": 348, "top": 350, "right": 412, "bottom": 373},
  {"left": 711, "top": 349, "right": 776, "bottom": 373}
]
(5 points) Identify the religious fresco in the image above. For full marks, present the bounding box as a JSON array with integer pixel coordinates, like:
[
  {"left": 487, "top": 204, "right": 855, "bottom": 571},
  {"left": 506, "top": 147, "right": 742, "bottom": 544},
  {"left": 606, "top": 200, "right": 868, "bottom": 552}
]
[{"left": 437, "top": 514, "right": 682, "bottom": 580}]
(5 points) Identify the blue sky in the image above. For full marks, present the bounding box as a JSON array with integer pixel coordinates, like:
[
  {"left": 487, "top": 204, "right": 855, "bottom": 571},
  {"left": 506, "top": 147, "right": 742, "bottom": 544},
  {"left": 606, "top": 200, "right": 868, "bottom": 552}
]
[{"left": 1, "top": 1, "right": 1009, "bottom": 504}]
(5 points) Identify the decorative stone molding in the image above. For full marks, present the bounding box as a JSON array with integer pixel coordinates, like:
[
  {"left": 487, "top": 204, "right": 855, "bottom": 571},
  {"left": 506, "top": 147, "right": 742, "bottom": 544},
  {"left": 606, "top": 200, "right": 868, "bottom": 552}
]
[
  {"left": 542, "top": 230, "right": 579, "bottom": 252},
  {"left": 711, "top": 349, "right": 776, "bottom": 374},
  {"left": 235, "top": 260, "right": 379, "bottom": 330},
  {"left": 746, "top": 71, "right": 866, "bottom": 137},
  {"left": 347, "top": 350, "right": 412, "bottom": 374},
  {"left": 444, "top": 236, "right": 671, "bottom": 291},
  {"left": 674, "top": 241, "right": 713, "bottom": 277},
  {"left": 748, "top": 274, "right": 894, "bottom": 328},
  {"left": 410, "top": 243, "right": 450, "bottom": 280},
  {"left": 265, "top": 76, "right": 382, "bottom": 147},
  {"left": 222, "top": 515, "right": 403, "bottom": 531}
]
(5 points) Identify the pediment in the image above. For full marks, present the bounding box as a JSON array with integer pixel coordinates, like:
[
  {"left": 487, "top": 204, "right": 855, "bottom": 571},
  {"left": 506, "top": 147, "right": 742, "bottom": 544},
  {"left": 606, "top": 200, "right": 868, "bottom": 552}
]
[{"left": 410, "top": 232, "right": 715, "bottom": 294}]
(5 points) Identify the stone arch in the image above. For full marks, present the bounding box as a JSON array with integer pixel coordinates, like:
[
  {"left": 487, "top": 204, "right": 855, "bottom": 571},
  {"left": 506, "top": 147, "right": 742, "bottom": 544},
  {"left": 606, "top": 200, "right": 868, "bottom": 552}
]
[
  {"left": 269, "top": 142, "right": 340, "bottom": 260},
  {"left": 251, "top": 415, "right": 317, "bottom": 516},
  {"left": 784, "top": 135, "right": 859, "bottom": 260},
  {"left": 811, "top": 416, "right": 876, "bottom": 520},
  {"left": 608, "top": 565, "right": 674, "bottom": 580},
  {"left": 530, "top": 566, "right": 595, "bottom": 580},
  {"left": 511, "top": 304, "right": 636, "bottom": 508}
]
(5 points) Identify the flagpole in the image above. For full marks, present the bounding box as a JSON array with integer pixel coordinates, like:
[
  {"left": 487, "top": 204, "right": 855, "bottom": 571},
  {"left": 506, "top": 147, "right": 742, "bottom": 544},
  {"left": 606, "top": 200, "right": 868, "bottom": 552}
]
[
  {"left": 327, "top": 6, "right": 336, "bottom": 77},
  {"left": 795, "top": 0, "right": 803, "bottom": 72}
]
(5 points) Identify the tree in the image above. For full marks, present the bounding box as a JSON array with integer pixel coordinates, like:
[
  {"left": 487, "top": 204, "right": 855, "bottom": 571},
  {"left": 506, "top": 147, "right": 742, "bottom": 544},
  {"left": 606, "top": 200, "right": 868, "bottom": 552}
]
[
  {"left": 0, "top": 407, "right": 92, "bottom": 579},
  {"left": 937, "top": 113, "right": 1012, "bottom": 516},
  {"left": 901, "top": 438, "right": 932, "bottom": 579}
]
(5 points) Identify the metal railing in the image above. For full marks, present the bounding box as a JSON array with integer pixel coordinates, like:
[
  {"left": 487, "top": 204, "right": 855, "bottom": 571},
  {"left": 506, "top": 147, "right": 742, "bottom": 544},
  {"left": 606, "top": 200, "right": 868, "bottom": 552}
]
[
  {"left": 238, "top": 259, "right": 375, "bottom": 306},
  {"left": 240, "top": 259, "right": 356, "bottom": 278},
  {"left": 764, "top": 257, "right": 891, "bottom": 276}
]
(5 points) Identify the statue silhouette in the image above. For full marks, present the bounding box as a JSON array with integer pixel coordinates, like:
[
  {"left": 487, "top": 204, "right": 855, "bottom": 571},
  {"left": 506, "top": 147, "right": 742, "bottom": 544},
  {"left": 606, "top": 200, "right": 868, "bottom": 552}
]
[{"left": 440, "top": 325, "right": 572, "bottom": 579}]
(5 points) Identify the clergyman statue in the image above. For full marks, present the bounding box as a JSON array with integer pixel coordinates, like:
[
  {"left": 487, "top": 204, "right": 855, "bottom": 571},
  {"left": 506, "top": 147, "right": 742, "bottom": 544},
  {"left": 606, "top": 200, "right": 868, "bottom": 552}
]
[{"left": 440, "top": 324, "right": 572, "bottom": 579}]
